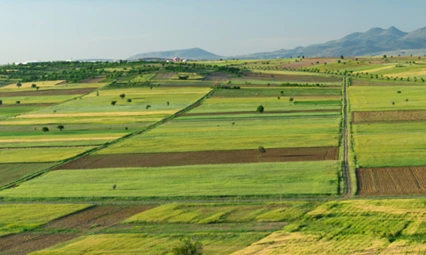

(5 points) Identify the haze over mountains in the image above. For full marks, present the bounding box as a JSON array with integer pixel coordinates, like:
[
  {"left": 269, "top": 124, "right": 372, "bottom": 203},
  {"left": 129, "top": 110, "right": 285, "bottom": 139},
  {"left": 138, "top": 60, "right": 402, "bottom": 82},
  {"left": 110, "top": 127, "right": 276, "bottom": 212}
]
[{"left": 127, "top": 26, "right": 426, "bottom": 60}]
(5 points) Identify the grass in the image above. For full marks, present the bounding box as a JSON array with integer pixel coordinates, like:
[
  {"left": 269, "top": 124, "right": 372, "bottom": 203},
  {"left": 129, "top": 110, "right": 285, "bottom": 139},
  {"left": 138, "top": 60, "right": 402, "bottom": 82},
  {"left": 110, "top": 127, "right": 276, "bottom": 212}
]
[
  {"left": 0, "top": 147, "right": 96, "bottom": 163},
  {"left": 0, "top": 204, "right": 90, "bottom": 236},
  {"left": 30, "top": 232, "right": 268, "bottom": 255},
  {"left": 353, "top": 122, "right": 426, "bottom": 167},
  {"left": 213, "top": 87, "right": 341, "bottom": 97},
  {"left": 190, "top": 96, "right": 341, "bottom": 114},
  {"left": 2, "top": 80, "right": 64, "bottom": 89},
  {"left": 171, "top": 72, "right": 205, "bottom": 80},
  {"left": 350, "top": 85, "right": 426, "bottom": 111},
  {"left": 0, "top": 163, "right": 56, "bottom": 187},
  {"left": 124, "top": 202, "right": 317, "bottom": 224},
  {"left": 235, "top": 199, "right": 426, "bottom": 255},
  {"left": 0, "top": 161, "right": 339, "bottom": 199},
  {"left": 98, "top": 116, "right": 340, "bottom": 154}
]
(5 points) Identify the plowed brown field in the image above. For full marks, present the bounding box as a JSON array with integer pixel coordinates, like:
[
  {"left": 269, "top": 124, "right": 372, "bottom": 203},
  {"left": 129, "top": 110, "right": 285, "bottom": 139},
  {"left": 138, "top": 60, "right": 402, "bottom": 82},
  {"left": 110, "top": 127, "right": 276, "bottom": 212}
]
[
  {"left": 357, "top": 167, "right": 426, "bottom": 196},
  {"left": 353, "top": 111, "right": 426, "bottom": 123},
  {"left": 56, "top": 147, "right": 338, "bottom": 170},
  {"left": 203, "top": 72, "right": 233, "bottom": 81}
]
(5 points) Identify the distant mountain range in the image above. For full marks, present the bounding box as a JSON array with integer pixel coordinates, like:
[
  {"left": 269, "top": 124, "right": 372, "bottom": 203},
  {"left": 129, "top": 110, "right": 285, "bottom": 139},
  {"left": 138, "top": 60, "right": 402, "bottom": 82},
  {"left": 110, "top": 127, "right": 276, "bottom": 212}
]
[{"left": 127, "top": 26, "right": 426, "bottom": 60}]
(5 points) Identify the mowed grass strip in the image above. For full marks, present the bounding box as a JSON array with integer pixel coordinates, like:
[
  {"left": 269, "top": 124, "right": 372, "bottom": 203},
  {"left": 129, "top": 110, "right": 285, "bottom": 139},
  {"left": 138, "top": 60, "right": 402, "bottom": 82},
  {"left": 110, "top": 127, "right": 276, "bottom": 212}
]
[
  {"left": 2, "top": 80, "right": 64, "bottom": 89},
  {"left": 0, "top": 161, "right": 339, "bottom": 199},
  {"left": 98, "top": 116, "right": 340, "bottom": 154},
  {"left": 350, "top": 85, "right": 426, "bottom": 111},
  {"left": 0, "top": 147, "right": 96, "bottom": 163},
  {"left": 0, "top": 163, "right": 56, "bottom": 187},
  {"left": 30, "top": 232, "right": 267, "bottom": 255},
  {"left": 0, "top": 204, "right": 90, "bottom": 236},
  {"left": 213, "top": 87, "right": 341, "bottom": 97},
  {"left": 354, "top": 122, "right": 426, "bottom": 167}
]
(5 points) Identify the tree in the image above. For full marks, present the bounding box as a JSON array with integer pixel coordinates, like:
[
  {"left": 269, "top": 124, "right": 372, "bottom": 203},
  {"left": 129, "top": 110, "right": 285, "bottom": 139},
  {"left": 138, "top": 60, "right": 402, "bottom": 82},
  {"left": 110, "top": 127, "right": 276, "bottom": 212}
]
[
  {"left": 15, "top": 100, "right": 20, "bottom": 104},
  {"left": 36, "top": 86, "right": 40, "bottom": 91},
  {"left": 171, "top": 238, "right": 203, "bottom": 255},
  {"left": 16, "top": 82, "right": 22, "bottom": 88},
  {"left": 383, "top": 55, "right": 387, "bottom": 59},
  {"left": 257, "top": 105, "right": 264, "bottom": 113},
  {"left": 42, "top": 127, "right": 49, "bottom": 132},
  {"left": 167, "top": 101, "right": 170, "bottom": 106},
  {"left": 127, "top": 98, "right": 132, "bottom": 103},
  {"left": 0, "top": 100, "right": 2, "bottom": 105},
  {"left": 57, "top": 124, "right": 64, "bottom": 131},
  {"left": 340, "top": 55, "right": 344, "bottom": 59},
  {"left": 119, "top": 93, "right": 125, "bottom": 99},
  {"left": 31, "top": 84, "right": 37, "bottom": 88},
  {"left": 258, "top": 146, "right": 266, "bottom": 153},
  {"left": 146, "top": 105, "right": 151, "bottom": 109},
  {"left": 111, "top": 100, "right": 117, "bottom": 106}
]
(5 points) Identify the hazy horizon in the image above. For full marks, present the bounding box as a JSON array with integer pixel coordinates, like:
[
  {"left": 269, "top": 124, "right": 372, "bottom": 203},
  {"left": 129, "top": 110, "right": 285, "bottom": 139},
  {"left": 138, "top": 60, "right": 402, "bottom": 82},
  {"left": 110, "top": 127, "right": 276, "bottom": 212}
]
[{"left": 1, "top": 0, "right": 426, "bottom": 64}]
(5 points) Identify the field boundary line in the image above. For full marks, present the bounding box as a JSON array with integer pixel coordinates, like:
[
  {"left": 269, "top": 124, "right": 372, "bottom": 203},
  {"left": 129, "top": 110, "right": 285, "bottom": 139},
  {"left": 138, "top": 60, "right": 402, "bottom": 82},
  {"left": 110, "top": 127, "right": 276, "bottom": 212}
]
[{"left": 341, "top": 76, "right": 352, "bottom": 198}]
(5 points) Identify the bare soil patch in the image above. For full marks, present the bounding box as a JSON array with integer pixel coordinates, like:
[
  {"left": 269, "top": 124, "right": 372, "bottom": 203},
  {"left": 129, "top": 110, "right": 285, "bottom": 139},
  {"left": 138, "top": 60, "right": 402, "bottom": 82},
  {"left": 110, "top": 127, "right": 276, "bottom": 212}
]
[
  {"left": 353, "top": 110, "right": 426, "bottom": 123},
  {"left": 0, "top": 233, "right": 77, "bottom": 255},
  {"left": 203, "top": 72, "right": 233, "bottom": 81},
  {"left": 183, "top": 109, "right": 339, "bottom": 117},
  {"left": 56, "top": 147, "right": 339, "bottom": 169},
  {"left": 357, "top": 167, "right": 426, "bottom": 196},
  {"left": 242, "top": 72, "right": 341, "bottom": 83},
  {"left": 0, "top": 88, "right": 94, "bottom": 97},
  {"left": 43, "top": 205, "right": 154, "bottom": 232}
]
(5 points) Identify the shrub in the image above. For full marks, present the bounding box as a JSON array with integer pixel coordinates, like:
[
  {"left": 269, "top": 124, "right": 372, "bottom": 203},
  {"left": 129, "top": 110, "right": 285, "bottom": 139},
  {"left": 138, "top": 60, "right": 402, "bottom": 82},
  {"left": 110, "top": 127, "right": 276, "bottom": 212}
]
[
  {"left": 171, "top": 238, "right": 202, "bottom": 255},
  {"left": 258, "top": 146, "right": 266, "bottom": 153},
  {"left": 257, "top": 105, "right": 264, "bottom": 113}
]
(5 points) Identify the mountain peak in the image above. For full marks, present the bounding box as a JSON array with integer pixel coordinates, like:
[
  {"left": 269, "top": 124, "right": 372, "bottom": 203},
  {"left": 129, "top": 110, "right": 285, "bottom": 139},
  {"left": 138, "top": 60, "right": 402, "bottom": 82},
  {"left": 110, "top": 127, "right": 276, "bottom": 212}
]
[
  {"left": 365, "top": 27, "right": 385, "bottom": 35},
  {"left": 128, "top": 47, "right": 221, "bottom": 60}
]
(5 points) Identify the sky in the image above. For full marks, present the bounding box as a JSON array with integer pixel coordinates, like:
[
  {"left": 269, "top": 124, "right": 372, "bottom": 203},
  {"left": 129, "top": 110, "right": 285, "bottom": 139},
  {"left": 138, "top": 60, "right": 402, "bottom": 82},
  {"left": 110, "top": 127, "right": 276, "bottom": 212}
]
[{"left": 0, "top": 0, "right": 425, "bottom": 64}]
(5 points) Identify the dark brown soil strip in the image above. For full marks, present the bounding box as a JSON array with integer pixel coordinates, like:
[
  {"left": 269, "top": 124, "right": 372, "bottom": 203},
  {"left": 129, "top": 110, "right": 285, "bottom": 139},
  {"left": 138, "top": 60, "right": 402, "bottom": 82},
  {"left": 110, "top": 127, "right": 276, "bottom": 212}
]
[
  {"left": 353, "top": 110, "right": 426, "bottom": 123},
  {"left": 357, "top": 167, "right": 426, "bottom": 196},
  {"left": 182, "top": 109, "right": 340, "bottom": 117},
  {"left": 0, "top": 233, "right": 78, "bottom": 255},
  {"left": 56, "top": 147, "right": 339, "bottom": 170},
  {"left": 0, "top": 88, "right": 95, "bottom": 97}
]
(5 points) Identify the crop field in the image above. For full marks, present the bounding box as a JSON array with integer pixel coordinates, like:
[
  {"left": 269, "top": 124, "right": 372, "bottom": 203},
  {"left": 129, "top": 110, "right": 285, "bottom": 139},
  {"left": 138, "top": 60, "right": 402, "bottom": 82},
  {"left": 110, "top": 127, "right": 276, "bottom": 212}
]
[
  {"left": 357, "top": 167, "right": 426, "bottom": 196},
  {"left": 353, "top": 121, "right": 426, "bottom": 167},
  {"left": 234, "top": 199, "right": 426, "bottom": 254},
  {"left": 97, "top": 116, "right": 341, "bottom": 154},
  {"left": 5, "top": 57, "right": 426, "bottom": 253},
  {"left": 0, "top": 161, "right": 339, "bottom": 199},
  {"left": 0, "top": 163, "right": 56, "bottom": 186},
  {"left": 0, "top": 204, "right": 90, "bottom": 236}
]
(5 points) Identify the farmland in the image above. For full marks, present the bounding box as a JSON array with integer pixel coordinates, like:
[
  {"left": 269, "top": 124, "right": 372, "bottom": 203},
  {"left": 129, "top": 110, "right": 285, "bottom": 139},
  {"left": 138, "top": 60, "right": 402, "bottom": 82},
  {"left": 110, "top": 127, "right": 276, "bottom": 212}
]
[{"left": 3, "top": 56, "right": 426, "bottom": 253}]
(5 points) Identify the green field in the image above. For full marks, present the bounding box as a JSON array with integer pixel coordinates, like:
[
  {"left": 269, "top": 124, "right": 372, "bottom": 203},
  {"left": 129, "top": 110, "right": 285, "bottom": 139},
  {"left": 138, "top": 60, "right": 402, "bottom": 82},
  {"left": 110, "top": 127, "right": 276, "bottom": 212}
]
[
  {"left": 350, "top": 85, "right": 426, "bottom": 111},
  {"left": 353, "top": 122, "right": 426, "bottom": 167},
  {"left": 0, "top": 163, "right": 56, "bottom": 187},
  {"left": 0, "top": 147, "right": 95, "bottom": 163},
  {"left": 98, "top": 115, "right": 340, "bottom": 154},
  {"left": 0, "top": 161, "right": 339, "bottom": 199},
  {"left": 0, "top": 204, "right": 89, "bottom": 236}
]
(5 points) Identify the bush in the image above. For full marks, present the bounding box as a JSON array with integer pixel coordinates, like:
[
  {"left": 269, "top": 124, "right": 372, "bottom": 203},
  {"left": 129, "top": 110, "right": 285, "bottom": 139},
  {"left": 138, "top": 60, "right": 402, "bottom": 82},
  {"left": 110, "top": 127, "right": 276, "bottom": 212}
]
[
  {"left": 171, "top": 238, "right": 202, "bottom": 255},
  {"left": 257, "top": 105, "right": 264, "bottom": 113},
  {"left": 258, "top": 146, "right": 266, "bottom": 153},
  {"left": 111, "top": 100, "right": 117, "bottom": 106},
  {"left": 42, "top": 127, "right": 49, "bottom": 132}
]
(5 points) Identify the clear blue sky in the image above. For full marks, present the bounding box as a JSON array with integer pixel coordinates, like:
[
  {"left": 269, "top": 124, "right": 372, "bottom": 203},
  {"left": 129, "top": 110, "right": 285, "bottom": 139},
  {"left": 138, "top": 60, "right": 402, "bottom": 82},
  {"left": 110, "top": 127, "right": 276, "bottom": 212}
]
[{"left": 0, "top": 0, "right": 425, "bottom": 63}]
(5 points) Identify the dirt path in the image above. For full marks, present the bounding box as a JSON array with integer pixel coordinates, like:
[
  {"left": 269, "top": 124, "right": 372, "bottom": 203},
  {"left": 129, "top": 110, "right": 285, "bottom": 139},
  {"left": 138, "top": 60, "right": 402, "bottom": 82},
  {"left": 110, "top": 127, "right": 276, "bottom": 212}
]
[{"left": 342, "top": 77, "right": 352, "bottom": 198}]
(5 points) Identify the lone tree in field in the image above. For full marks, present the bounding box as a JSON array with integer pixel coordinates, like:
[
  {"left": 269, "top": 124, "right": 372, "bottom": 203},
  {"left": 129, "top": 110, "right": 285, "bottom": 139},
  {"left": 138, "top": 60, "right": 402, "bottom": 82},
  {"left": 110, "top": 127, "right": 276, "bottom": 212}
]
[
  {"left": 0, "top": 100, "right": 2, "bottom": 105},
  {"left": 57, "top": 125, "right": 64, "bottom": 131},
  {"left": 171, "top": 237, "right": 203, "bottom": 255},
  {"left": 167, "top": 101, "right": 170, "bottom": 106},
  {"left": 119, "top": 93, "right": 125, "bottom": 99},
  {"left": 42, "top": 127, "right": 49, "bottom": 133},
  {"left": 127, "top": 98, "right": 132, "bottom": 103},
  {"left": 16, "top": 82, "right": 22, "bottom": 88},
  {"left": 15, "top": 100, "right": 20, "bottom": 104},
  {"left": 36, "top": 86, "right": 40, "bottom": 91},
  {"left": 258, "top": 146, "right": 266, "bottom": 153},
  {"left": 112, "top": 184, "right": 117, "bottom": 190},
  {"left": 146, "top": 105, "right": 151, "bottom": 110},
  {"left": 257, "top": 105, "right": 264, "bottom": 113},
  {"left": 111, "top": 100, "right": 117, "bottom": 106},
  {"left": 31, "top": 84, "right": 37, "bottom": 88}
]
